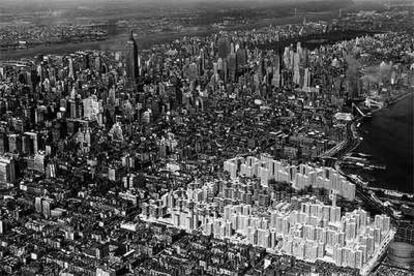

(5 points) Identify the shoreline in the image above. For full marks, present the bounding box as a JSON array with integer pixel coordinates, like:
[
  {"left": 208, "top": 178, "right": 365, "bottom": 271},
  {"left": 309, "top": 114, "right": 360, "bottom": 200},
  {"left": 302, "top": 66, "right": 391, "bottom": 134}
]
[
  {"left": 0, "top": 27, "right": 376, "bottom": 61},
  {"left": 370, "top": 89, "right": 414, "bottom": 117},
  {"left": 344, "top": 90, "right": 414, "bottom": 194}
]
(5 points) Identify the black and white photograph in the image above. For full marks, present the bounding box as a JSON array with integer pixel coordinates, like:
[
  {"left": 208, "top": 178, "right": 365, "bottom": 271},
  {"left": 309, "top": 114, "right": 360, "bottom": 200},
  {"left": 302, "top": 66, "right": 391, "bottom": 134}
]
[{"left": 0, "top": 0, "right": 413, "bottom": 275}]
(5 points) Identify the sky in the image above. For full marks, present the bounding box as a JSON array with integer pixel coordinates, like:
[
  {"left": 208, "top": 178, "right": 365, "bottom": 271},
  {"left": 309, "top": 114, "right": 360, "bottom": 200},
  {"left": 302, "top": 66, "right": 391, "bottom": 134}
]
[
  {"left": 5, "top": 0, "right": 340, "bottom": 3},
  {"left": 3, "top": 0, "right": 389, "bottom": 3}
]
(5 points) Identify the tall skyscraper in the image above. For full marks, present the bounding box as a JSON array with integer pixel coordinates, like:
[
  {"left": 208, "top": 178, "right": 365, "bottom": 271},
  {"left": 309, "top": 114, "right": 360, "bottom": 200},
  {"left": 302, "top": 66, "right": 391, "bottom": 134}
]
[
  {"left": 217, "top": 37, "right": 230, "bottom": 59},
  {"left": 126, "top": 31, "right": 139, "bottom": 87},
  {"left": 272, "top": 55, "right": 281, "bottom": 88},
  {"left": 68, "top": 58, "right": 74, "bottom": 80},
  {"left": 236, "top": 45, "right": 247, "bottom": 73}
]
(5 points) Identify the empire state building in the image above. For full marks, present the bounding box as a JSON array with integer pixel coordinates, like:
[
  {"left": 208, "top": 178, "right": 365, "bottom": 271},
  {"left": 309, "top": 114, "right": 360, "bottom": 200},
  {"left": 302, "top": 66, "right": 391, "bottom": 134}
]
[{"left": 126, "top": 31, "right": 139, "bottom": 87}]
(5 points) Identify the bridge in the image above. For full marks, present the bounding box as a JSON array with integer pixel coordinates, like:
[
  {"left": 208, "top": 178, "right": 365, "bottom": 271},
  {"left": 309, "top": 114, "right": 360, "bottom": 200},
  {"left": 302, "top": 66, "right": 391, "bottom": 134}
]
[{"left": 352, "top": 103, "right": 366, "bottom": 117}]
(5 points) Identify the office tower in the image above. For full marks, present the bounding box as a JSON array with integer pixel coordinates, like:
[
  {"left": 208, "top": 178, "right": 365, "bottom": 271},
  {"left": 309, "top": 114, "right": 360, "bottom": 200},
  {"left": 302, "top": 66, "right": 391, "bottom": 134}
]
[
  {"left": 228, "top": 53, "right": 237, "bottom": 82},
  {"left": 37, "top": 64, "right": 44, "bottom": 82},
  {"left": 8, "top": 134, "right": 19, "bottom": 153},
  {"left": 188, "top": 62, "right": 198, "bottom": 81},
  {"left": 95, "top": 56, "right": 102, "bottom": 73},
  {"left": 0, "top": 220, "right": 6, "bottom": 234},
  {"left": 76, "top": 98, "right": 83, "bottom": 118},
  {"left": 303, "top": 68, "right": 311, "bottom": 89},
  {"left": 0, "top": 133, "right": 7, "bottom": 153},
  {"left": 230, "top": 41, "right": 235, "bottom": 54},
  {"left": 272, "top": 55, "right": 281, "bottom": 87},
  {"left": 345, "top": 55, "right": 361, "bottom": 100},
  {"left": 46, "top": 163, "right": 56, "bottom": 179},
  {"left": 293, "top": 53, "right": 301, "bottom": 85},
  {"left": 35, "top": 197, "right": 43, "bottom": 213},
  {"left": 126, "top": 31, "right": 139, "bottom": 87},
  {"left": 217, "top": 37, "right": 230, "bottom": 59},
  {"left": 68, "top": 58, "right": 74, "bottom": 80},
  {"left": 83, "top": 96, "right": 102, "bottom": 121},
  {"left": 296, "top": 42, "right": 302, "bottom": 58},
  {"left": 42, "top": 199, "right": 52, "bottom": 218},
  {"left": 302, "top": 48, "right": 309, "bottom": 67},
  {"left": 236, "top": 45, "right": 247, "bottom": 73},
  {"left": 0, "top": 155, "right": 16, "bottom": 183},
  {"left": 222, "top": 59, "right": 228, "bottom": 83},
  {"left": 199, "top": 48, "right": 206, "bottom": 72},
  {"left": 69, "top": 100, "right": 77, "bottom": 118},
  {"left": 34, "top": 153, "right": 45, "bottom": 173},
  {"left": 283, "top": 47, "right": 291, "bottom": 69}
]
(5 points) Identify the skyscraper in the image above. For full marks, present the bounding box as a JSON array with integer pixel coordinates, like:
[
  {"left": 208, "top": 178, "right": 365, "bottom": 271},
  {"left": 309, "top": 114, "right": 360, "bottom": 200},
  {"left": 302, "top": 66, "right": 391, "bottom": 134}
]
[
  {"left": 126, "top": 31, "right": 139, "bottom": 87},
  {"left": 0, "top": 155, "right": 16, "bottom": 183},
  {"left": 272, "top": 55, "right": 281, "bottom": 88},
  {"left": 217, "top": 37, "right": 230, "bottom": 59},
  {"left": 236, "top": 45, "right": 247, "bottom": 73}
]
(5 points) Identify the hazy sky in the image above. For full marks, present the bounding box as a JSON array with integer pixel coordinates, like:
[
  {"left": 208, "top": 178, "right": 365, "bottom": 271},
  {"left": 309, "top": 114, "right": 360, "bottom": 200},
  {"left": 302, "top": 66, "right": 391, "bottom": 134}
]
[
  {"left": 3, "top": 0, "right": 386, "bottom": 3},
  {"left": 5, "top": 0, "right": 340, "bottom": 3}
]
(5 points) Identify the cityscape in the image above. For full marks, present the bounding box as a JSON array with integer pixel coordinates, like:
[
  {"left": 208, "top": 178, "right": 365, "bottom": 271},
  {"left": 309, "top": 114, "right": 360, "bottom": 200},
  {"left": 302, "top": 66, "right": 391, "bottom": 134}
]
[{"left": 0, "top": 0, "right": 413, "bottom": 275}]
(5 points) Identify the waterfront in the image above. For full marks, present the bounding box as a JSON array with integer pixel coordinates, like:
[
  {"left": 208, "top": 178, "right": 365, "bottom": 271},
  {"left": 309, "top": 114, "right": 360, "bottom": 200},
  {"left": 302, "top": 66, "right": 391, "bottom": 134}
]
[{"left": 356, "top": 92, "right": 414, "bottom": 193}]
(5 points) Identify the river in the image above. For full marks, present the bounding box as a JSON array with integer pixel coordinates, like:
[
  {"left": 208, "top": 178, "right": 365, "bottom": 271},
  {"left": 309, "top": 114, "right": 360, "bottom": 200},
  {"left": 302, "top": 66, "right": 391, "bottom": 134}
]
[{"left": 356, "top": 93, "right": 414, "bottom": 193}]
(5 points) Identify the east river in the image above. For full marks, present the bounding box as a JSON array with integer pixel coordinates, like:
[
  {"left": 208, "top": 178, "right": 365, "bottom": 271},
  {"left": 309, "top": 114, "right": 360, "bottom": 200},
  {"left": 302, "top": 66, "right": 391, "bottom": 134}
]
[{"left": 356, "top": 93, "right": 414, "bottom": 193}]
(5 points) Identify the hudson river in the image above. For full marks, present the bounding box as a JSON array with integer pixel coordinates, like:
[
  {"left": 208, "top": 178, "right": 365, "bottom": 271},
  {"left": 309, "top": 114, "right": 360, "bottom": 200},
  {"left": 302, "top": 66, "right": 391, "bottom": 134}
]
[{"left": 357, "top": 93, "right": 414, "bottom": 193}]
